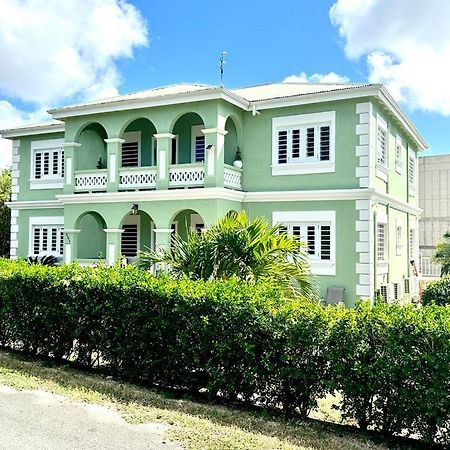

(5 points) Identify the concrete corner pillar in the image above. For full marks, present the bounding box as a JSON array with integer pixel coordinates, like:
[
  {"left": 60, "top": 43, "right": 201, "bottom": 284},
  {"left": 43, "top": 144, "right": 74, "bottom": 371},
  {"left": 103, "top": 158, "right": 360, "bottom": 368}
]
[
  {"left": 63, "top": 229, "right": 81, "bottom": 264},
  {"left": 154, "top": 133, "right": 175, "bottom": 190},
  {"left": 202, "top": 128, "right": 227, "bottom": 188},
  {"left": 153, "top": 228, "right": 173, "bottom": 253},
  {"left": 103, "top": 228, "right": 124, "bottom": 266},
  {"left": 104, "top": 138, "right": 125, "bottom": 192},
  {"left": 63, "top": 142, "right": 81, "bottom": 194}
]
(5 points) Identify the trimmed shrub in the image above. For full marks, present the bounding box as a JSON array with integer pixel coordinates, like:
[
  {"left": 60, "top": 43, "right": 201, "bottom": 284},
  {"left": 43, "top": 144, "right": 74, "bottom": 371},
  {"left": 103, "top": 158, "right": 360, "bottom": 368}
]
[
  {"left": 0, "top": 259, "right": 448, "bottom": 445},
  {"left": 422, "top": 276, "right": 450, "bottom": 306}
]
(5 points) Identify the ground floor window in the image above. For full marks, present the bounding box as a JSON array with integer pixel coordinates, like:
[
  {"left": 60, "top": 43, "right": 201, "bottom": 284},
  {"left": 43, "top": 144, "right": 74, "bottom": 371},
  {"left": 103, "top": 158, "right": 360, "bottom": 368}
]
[
  {"left": 273, "top": 210, "right": 336, "bottom": 276},
  {"left": 29, "top": 217, "right": 65, "bottom": 257}
]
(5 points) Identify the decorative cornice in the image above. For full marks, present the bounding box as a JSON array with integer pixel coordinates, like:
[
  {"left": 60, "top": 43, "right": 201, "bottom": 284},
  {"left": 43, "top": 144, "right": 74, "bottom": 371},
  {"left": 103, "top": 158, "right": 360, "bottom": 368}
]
[
  {"left": 201, "top": 128, "right": 228, "bottom": 136},
  {"left": 64, "top": 229, "right": 81, "bottom": 234},
  {"left": 63, "top": 141, "right": 81, "bottom": 147},
  {"left": 103, "top": 228, "right": 125, "bottom": 233},
  {"left": 6, "top": 200, "right": 63, "bottom": 210},
  {"left": 153, "top": 228, "right": 174, "bottom": 234},
  {"left": 153, "top": 133, "right": 176, "bottom": 139},
  {"left": 104, "top": 138, "right": 125, "bottom": 144}
]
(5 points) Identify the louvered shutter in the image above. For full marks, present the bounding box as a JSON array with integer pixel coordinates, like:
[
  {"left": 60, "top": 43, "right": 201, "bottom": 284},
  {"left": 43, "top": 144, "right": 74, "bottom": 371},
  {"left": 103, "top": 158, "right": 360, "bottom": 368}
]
[
  {"left": 319, "top": 126, "right": 330, "bottom": 161},
  {"left": 291, "top": 129, "right": 300, "bottom": 159},
  {"left": 307, "top": 225, "right": 316, "bottom": 255},
  {"left": 34, "top": 152, "right": 42, "bottom": 179},
  {"left": 121, "top": 141, "right": 139, "bottom": 167},
  {"left": 43, "top": 152, "right": 50, "bottom": 176},
  {"left": 33, "top": 228, "right": 41, "bottom": 254},
  {"left": 320, "top": 225, "right": 331, "bottom": 260},
  {"left": 194, "top": 135, "right": 205, "bottom": 162},
  {"left": 277, "top": 130, "right": 288, "bottom": 164},
  {"left": 121, "top": 224, "right": 138, "bottom": 257},
  {"left": 306, "top": 127, "right": 315, "bottom": 157}
]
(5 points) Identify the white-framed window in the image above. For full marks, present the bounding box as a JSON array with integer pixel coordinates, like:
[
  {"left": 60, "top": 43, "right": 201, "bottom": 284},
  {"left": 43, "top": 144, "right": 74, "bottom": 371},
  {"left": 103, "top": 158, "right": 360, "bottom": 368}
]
[
  {"left": 121, "top": 131, "right": 141, "bottom": 167},
  {"left": 377, "top": 222, "right": 387, "bottom": 262},
  {"left": 408, "top": 148, "right": 417, "bottom": 196},
  {"left": 272, "top": 111, "right": 335, "bottom": 175},
  {"left": 121, "top": 215, "right": 141, "bottom": 258},
  {"left": 396, "top": 219, "right": 403, "bottom": 256},
  {"left": 191, "top": 125, "right": 205, "bottom": 163},
  {"left": 395, "top": 135, "right": 403, "bottom": 175},
  {"left": 30, "top": 139, "right": 65, "bottom": 189},
  {"left": 273, "top": 210, "right": 336, "bottom": 275},
  {"left": 28, "top": 216, "right": 64, "bottom": 257},
  {"left": 376, "top": 115, "right": 388, "bottom": 181}
]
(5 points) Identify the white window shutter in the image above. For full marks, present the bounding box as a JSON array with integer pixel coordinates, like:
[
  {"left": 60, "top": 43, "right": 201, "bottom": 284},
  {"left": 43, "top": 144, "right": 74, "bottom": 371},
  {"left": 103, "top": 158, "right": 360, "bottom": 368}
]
[{"left": 277, "top": 130, "right": 288, "bottom": 164}]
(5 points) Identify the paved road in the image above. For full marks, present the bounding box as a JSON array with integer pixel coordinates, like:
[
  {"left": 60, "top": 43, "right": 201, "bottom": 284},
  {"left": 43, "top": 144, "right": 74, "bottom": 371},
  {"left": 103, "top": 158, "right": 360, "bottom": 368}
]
[{"left": 0, "top": 385, "right": 182, "bottom": 450}]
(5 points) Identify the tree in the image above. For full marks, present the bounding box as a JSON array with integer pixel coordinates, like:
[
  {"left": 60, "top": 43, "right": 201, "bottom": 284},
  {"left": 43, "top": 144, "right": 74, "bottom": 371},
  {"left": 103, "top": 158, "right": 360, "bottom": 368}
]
[
  {"left": 0, "top": 169, "right": 11, "bottom": 257},
  {"left": 138, "top": 211, "right": 317, "bottom": 300},
  {"left": 434, "top": 231, "right": 450, "bottom": 277}
]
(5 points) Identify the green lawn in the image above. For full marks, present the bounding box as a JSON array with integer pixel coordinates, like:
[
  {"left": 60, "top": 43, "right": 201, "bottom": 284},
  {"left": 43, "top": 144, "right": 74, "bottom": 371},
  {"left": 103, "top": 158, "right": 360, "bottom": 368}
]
[{"left": 0, "top": 349, "right": 424, "bottom": 450}]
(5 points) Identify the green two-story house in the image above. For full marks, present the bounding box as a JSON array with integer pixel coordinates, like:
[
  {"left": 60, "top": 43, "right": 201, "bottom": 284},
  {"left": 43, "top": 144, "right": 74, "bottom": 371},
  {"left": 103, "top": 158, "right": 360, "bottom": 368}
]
[{"left": 0, "top": 82, "right": 427, "bottom": 306}]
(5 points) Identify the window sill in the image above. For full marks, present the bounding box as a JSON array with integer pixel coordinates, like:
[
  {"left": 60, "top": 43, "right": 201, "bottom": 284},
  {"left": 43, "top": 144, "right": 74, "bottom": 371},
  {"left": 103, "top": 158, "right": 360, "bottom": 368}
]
[
  {"left": 376, "top": 164, "right": 388, "bottom": 182},
  {"left": 309, "top": 260, "right": 336, "bottom": 276},
  {"left": 395, "top": 162, "right": 402, "bottom": 175},
  {"left": 377, "top": 261, "right": 389, "bottom": 274},
  {"left": 272, "top": 161, "right": 335, "bottom": 176},
  {"left": 30, "top": 178, "right": 64, "bottom": 190}
]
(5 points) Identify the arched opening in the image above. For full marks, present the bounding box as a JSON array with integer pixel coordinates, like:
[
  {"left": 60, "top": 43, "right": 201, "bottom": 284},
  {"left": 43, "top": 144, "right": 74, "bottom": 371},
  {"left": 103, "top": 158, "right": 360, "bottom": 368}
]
[
  {"left": 76, "top": 212, "right": 107, "bottom": 262},
  {"left": 119, "top": 210, "right": 155, "bottom": 262},
  {"left": 120, "top": 118, "right": 157, "bottom": 168},
  {"left": 224, "top": 117, "right": 239, "bottom": 166},
  {"left": 171, "top": 209, "right": 205, "bottom": 241},
  {"left": 171, "top": 112, "right": 205, "bottom": 165},
  {"left": 76, "top": 123, "right": 108, "bottom": 171}
]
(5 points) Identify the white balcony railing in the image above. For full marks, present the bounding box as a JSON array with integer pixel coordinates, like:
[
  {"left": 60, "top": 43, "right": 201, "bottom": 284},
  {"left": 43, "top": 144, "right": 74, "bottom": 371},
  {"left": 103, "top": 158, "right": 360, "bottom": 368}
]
[
  {"left": 74, "top": 170, "right": 107, "bottom": 192},
  {"left": 169, "top": 164, "right": 204, "bottom": 187},
  {"left": 224, "top": 164, "right": 242, "bottom": 190},
  {"left": 119, "top": 166, "right": 157, "bottom": 190},
  {"left": 419, "top": 253, "right": 441, "bottom": 278}
]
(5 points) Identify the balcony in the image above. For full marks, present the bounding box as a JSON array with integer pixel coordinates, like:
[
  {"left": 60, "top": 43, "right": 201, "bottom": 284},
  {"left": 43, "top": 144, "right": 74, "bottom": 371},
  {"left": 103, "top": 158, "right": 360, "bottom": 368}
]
[{"left": 67, "top": 112, "right": 243, "bottom": 193}]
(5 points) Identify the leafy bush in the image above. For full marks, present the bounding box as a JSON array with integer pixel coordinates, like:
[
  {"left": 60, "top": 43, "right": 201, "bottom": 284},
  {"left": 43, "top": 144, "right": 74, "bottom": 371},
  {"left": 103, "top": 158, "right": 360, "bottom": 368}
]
[
  {"left": 0, "top": 259, "right": 448, "bottom": 445},
  {"left": 421, "top": 276, "right": 450, "bottom": 306}
]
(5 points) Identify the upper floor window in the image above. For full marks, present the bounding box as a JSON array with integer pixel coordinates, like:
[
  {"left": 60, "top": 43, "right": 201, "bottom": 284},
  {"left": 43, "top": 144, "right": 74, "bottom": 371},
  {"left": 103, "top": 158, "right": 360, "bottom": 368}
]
[
  {"left": 272, "top": 111, "right": 335, "bottom": 176},
  {"left": 273, "top": 210, "right": 335, "bottom": 275},
  {"left": 30, "top": 138, "right": 64, "bottom": 190},
  {"left": 377, "top": 222, "right": 387, "bottom": 262},
  {"left": 376, "top": 115, "right": 388, "bottom": 182},
  {"left": 408, "top": 148, "right": 417, "bottom": 196},
  {"left": 191, "top": 125, "right": 205, "bottom": 163},
  {"left": 395, "top": 135, "right": 403, "bottom": 175}
]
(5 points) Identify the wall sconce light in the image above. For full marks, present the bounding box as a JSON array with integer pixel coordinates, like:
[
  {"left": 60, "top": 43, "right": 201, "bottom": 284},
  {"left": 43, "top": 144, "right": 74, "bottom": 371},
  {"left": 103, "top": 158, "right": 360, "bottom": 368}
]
[
  {"left": 131, "top": 203, "right": 139, "bottom": 215},
  {"left": 206, "top": 144, "right": 215, "bottom": 153}
]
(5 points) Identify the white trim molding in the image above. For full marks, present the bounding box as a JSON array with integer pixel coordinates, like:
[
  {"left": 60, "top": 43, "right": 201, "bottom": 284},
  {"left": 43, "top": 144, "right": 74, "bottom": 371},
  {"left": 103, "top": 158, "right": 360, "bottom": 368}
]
[
  {"left": 355, "top": 199, "right": 373, "bottom": 298},
  {"left": 273, "top": 210, "right": 336, "bottom": 276},
  {"left": 355, "top": 102, "right": 372, "bottom": 188},
  {"left": 6, "top": 200, "right": 63, "bottom": 210},
  {"left": 11, "top": 140, "right": 20, "bottom": 202}
]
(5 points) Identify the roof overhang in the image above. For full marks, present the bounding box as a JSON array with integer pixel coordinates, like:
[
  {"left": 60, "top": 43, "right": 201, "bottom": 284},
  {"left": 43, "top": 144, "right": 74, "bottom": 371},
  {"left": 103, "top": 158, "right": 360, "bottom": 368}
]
[
  {"left": 0, "top": 122, "right": 65, "bottom": 139},
  {"left": 49, "top": 88, "right": 250, "bottom": 119}
]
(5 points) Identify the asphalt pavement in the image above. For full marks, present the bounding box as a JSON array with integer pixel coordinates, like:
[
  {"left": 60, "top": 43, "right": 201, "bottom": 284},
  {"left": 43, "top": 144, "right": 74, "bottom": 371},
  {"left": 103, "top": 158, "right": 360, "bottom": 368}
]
[{"left": 0, "top": 384, "right": 183, "bottom": 450}]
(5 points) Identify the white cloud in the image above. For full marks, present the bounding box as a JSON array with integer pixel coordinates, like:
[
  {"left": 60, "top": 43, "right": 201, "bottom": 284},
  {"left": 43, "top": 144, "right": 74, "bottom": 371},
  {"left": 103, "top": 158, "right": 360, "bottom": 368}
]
[
  {"left": 330, "top": 0, "right": 450, "bottom": 115},
  {"left": 283, "top": 72, "right": 350, "bottom": 84},
  {"left": 0, "top": 101, "right": 52, "bottom": 168},
  {"left": 0, "top": 0, "right": 148, "bottom": 168},
  {"left": 0, "top": 0, "right": 148, "bottom": 105}
]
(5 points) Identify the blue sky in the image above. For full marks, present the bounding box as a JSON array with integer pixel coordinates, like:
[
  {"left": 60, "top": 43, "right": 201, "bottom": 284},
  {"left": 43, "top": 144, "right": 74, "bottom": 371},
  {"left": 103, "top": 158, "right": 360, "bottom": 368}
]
[{"left": 0, "top": 0, "right": 449, "bottom": 165}]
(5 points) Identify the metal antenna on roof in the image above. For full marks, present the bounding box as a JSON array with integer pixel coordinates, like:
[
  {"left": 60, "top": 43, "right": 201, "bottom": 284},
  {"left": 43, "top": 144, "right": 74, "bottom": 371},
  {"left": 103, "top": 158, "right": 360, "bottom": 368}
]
[{"left": 220, "top": 51, "right": 227, "bottom": 86}]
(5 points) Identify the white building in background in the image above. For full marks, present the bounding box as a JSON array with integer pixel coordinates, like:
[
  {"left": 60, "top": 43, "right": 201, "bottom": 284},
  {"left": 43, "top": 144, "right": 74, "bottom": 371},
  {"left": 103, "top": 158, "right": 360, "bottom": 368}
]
[{"left": 418, "top": 154, "right": 450, "bottom": 277}]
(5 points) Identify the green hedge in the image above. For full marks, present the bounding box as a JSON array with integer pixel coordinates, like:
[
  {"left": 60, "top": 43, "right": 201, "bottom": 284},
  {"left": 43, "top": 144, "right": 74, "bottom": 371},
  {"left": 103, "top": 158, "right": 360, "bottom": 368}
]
[
  {"left": 0, "top": 260, "right": 448, "bottom": 445},
  {"left": 422, "top": 276, "right": 450, "bottom": 306}
]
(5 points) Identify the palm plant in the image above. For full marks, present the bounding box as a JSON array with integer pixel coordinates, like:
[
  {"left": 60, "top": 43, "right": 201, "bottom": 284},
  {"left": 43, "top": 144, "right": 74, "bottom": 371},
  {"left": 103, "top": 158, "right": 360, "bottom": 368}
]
[
  {"left": 138, "top": 211, "right": 317, "bottom": 300},
  {"left": 434, "top": 231, "right": 450, "bottom": 276}
]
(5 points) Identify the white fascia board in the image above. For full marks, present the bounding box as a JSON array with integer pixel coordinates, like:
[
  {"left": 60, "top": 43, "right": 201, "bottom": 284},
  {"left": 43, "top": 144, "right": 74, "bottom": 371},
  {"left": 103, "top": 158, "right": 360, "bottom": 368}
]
[
  {"left": 0, "top": 123, "right": 65, "bottom": 139},
  {"left": 6, "top": 200, "right": 63, "bottom": 209},
  {"left": 377, "top": 86, "right": 428, "bottom": 150},
  {"left": 49, "top": 89, "right": 249, "bottom": 119},
  {"left": 251, "top": 85, "right": 380, "bottom": 111}
]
